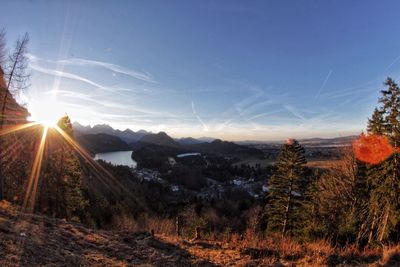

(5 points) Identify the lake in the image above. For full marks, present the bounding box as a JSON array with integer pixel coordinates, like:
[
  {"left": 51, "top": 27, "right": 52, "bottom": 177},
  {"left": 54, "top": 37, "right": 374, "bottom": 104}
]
[{"left": 94, "top": 151, "right": 137, "bottom": 168}]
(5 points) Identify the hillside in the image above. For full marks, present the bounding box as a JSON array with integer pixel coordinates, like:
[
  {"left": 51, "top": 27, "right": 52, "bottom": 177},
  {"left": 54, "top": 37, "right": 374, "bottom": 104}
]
[
  {"left": 0, "top": 201, "right": 215, "bottom": 266},
  {"left": 187, "top": 139, "right": 265, "bottom": 159},
  {"left": 76, "top": 133, "right": 130, "bottom": 154},
  {"left": 1, "top": 201, "right": 400, "bottom": 267},
  {"left": 138, "top": 131, "right": 181, "bottom": 148},
  {"left": 0, "top": 67, "right": 29, "bottom": 125},
  {"left": 73, "top": 122, "right": 149, "bottom": 143}
]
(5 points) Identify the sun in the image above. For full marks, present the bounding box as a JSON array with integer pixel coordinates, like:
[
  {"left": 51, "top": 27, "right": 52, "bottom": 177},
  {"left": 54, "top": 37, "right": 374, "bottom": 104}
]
[
  {"left": 28, "top": 97, "right": 65, "bottom": 128},
  {"left": 39, "top": 119, "right": 57, "bottom": 128}
]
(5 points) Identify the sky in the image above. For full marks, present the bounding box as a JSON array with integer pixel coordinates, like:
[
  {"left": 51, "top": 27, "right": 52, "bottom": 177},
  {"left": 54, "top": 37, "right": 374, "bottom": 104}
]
[{"left": 2, "top": 0, "right": 400, "bottom": 141}]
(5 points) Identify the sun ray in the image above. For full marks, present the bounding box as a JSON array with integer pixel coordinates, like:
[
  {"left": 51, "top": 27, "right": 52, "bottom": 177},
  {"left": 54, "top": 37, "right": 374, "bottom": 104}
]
[
  {"left": 0, "top": 122, "right": 40, "bottom": 136},
  {"left": 22, "top": 126, "right": 48, "bottom": 213},
  {"left": 53, "top": 125, "right": 137, "bottom": 201}
]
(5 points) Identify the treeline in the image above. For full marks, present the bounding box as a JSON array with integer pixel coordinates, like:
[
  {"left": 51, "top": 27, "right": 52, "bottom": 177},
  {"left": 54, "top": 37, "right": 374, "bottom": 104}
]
[
  {"left": 257, "top": 78, "right": 400, "bottom": 247},
  {"left": 0, "top": 30, "right": 87, "bottom": 221},
  {"left": 116, "top": 78, "right": 400, "bottom": 248}
]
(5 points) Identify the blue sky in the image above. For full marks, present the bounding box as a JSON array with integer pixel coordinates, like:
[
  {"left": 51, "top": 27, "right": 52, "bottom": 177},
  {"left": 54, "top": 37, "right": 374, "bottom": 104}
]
[{"left": 2, "top": 0, "right": 400, "bottom": 141}]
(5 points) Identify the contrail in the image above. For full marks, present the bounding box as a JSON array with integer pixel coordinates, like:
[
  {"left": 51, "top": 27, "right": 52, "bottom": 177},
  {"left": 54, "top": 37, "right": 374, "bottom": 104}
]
[
  {"left": 191, "top": 101, "right": 208, "bottom": 131},
  {"left": 315, "top": 70, "right": 332, "bottom": 100}
]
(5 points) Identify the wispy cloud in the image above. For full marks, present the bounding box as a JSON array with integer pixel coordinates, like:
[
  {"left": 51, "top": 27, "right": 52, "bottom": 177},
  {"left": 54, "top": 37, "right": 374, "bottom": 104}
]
[
  {"left": 283, "top": 104, "right": 306, "bottom": 120},
  {"left": 57, "top": 57, "right": 156, "bottom": 83},
  {"left": 386, "top": 55, "right": 400, "bottom": 70},
  {"left": 191, "top": 101, "right": 209, "bottom": 131},
  {"left": 315, "top": 70, "right": 332, "bottom": 100},
  {"left": 248, "top": 110, "right": 283, "bottom": 121},
  {"left": 30, "top": 63, "right": 112, "bottom": 90}
]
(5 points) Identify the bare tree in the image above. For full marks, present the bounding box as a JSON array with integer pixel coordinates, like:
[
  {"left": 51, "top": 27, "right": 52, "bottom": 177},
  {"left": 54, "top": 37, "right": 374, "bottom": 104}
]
[
  {"left": 0, "top": 32, "right": 30, "bottom": 200},
  {"left": 0, "top": 32, "right": 30, "bottom": 129},
  {"left": 0, "top": 28, "right": 6, "bottom": 69}
]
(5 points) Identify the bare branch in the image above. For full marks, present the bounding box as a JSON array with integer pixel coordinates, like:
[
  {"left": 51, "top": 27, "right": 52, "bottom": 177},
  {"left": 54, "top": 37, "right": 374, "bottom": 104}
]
[
  {"left": 0, "top": 28, "right": 6, "bottom": 69},
  {"left": 5, "top": 32, "right": 30, "bottom": 94}
]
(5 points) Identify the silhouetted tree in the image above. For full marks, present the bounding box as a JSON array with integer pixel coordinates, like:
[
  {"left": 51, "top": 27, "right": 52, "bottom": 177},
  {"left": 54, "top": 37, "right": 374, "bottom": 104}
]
[
  {"left": 361, "top": 78, "right": 400, "bottom": 244},
  {"left": 0, "top": 28, "right": 6, "bottom": 68},
  {"left": 0, "top": 32, "right": 30, "bottom": 129},
  {"left": 266, "top": 139, "right": 308, "bottom": 236},
  {"left": 38, "top": 115, "right": 87, "bottom": 220}
]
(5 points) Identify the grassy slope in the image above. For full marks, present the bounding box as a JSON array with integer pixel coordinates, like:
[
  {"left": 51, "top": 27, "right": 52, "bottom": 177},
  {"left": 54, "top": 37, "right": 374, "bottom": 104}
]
[
  {"left": 1, "top": 201, "right": 400, "bottom": 267},
  {"left": 0, "top": 201, "right": 214, "bottom": 267}
]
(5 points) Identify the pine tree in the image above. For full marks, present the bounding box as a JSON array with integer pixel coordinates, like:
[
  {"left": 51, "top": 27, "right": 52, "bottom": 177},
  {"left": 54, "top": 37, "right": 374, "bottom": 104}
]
[
  {"left": 57, "top": 115, "right": 87, "bottom": 220},
  {"left": 266, "top": 139, "right": 308, "bottom": 236},
  {"left": 367, "top": 108, "right": 385, "bottom": 135},
  {"left": 363, "top": 78, "right": 400, "bottom": 244},
  {"left": 38, "top": 115, "right": 87, "bottom": 220}
]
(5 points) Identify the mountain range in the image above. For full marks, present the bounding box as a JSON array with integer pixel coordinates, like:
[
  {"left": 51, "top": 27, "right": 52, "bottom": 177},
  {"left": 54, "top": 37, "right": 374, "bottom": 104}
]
[
  {"left": 72, "top": 122, "right": 263, "bottom": 158},
  {"left": 73, "top": 122, "right": 357, "bottom": 155},
  {"left": 73, "top": 122, "right": 149, "bottom": 143}
]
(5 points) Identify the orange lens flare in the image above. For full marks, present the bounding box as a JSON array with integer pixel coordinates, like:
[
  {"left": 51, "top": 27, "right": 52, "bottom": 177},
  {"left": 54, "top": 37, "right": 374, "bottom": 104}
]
[
  {"left": 22, "top": 126, "right": 48, "bottom": 212},
  {"left": 352, "top": 134, "right": 399, "bottom": 165}
]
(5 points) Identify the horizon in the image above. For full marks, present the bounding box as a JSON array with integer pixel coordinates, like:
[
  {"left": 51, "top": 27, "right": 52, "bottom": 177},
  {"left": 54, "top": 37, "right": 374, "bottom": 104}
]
[
  {"left": 3, "top": 1, "right": 400, "bottom": 140},
  {"left": 71, "top": 120, "right": 359, "bottom": 142}
]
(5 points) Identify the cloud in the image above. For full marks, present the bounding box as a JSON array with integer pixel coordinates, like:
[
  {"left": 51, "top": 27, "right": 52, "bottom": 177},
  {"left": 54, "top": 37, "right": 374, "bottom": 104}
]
[
  {"left": 57, "top": 57, "right": 156, "bottom": 83},
  {"left": 29, "top": 62, "right": 130, "bottom": 93},
  {"left": 248, "top": 110, "right": 282, "bottom": 121},
  {"left": 315, "top": 70, "right": 332, "bottom": 100},
  {"left": 283, "top": 104, "right": 306, "bottom": 120},
  {"left": 191, "top": 101, "right": 209, "bottom": 131}
]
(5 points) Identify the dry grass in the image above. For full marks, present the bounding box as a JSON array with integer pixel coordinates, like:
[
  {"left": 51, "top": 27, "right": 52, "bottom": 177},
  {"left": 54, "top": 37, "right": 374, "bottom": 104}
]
[
  {"left": 111, "top": 212, "right": 175, "bottom": 235},
  {"left": 378, "top": 245, "right": 400, "bottom": 266},
  {"left": 2, "top": 200, "right": 400, "bottom": 266},
  {"left": 181, "top": 229, "right": 398, "bottom": 266}
]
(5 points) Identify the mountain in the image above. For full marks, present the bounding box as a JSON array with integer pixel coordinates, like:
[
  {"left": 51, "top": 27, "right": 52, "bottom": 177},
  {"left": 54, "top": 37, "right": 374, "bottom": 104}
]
[
  {"left": 73, "top": 122, "right": 264, "bottom": 158},
  {"left": 236, "top": 135, "right": 358, "bottom": 147},
  {"left": 176, "top": 137, "right": 203, "bottom": 145},
  {"left": 115, "top": 128, "right": 148, "bottom": 143},
  {"left": 137, "top": 131, "right": 180, "bottom": 148},
  {"left": 76, "top": 133, "right": 130, "bottom": 154},
  {"left": 176, "top": 137, "right": 216, "bottom": 145},
  {"left": 197, "top": 137, "right": 216, "bottom": 142},
  {"left": 186, "top": 139, "right": 264, "bottom": 159},
  {"left": 72, "top": 122, "right": 92, "bottom": 135},
  {"left": 298, "top": 136, "right": 358, "bottom": 147},
  {"left": 91, "top": 124, "right": 115, "bottom": 135},
  {"left": 72, "top": 122, "right": 149, "bottom": 143}
]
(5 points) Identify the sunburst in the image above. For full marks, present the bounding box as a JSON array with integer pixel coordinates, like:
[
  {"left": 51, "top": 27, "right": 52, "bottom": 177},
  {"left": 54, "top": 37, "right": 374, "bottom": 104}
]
[{"left": 1, "top": 119, "right": 134, "bottom": 213}]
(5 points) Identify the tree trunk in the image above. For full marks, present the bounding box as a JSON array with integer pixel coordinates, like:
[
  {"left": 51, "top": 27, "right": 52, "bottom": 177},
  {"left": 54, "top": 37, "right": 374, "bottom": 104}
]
[
  {"left": 0, "top": 39, "right": 23, "bottom": 201},
  {"left": 379, "top": 207, "right": 389, "bottom": 243},
  {"left": 282, "top": 170, "right": 293, "bottom": 234},
  {"left": 367, "top": 210, "right": 377, "bottom": 245}
]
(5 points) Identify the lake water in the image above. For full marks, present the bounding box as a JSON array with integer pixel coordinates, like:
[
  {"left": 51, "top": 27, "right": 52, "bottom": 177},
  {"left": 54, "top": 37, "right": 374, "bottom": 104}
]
[
  {"left": 177, "top": 152, "right": 201, "bottom": 158},
  {"left": 94, "top": 151, "right": 137, "bottom": 168}
]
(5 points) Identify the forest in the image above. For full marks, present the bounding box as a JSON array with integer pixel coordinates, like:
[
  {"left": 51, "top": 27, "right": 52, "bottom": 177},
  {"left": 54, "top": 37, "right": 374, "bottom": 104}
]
[{"left": 1, "top": 28, "right": 400, "bottom": 266}]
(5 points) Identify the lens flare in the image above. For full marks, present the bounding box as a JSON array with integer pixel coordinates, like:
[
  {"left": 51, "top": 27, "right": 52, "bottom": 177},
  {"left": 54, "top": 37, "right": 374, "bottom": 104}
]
[
  {"left": 352, "top": 134, "right": 399, "bottom": 165},
  {"left": 22, "top": 125, "right": 48, "bottom": 212},
  {"left": 0, "top": 122, "right": 40, "bottom": 136},
  {"left": 0, "top": 119, "right": 136, "bottom": 214}
]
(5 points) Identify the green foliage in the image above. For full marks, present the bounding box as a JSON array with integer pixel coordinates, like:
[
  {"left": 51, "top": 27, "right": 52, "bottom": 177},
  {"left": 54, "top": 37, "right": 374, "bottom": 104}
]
[
  {"left": 361, "top": 77, "right": 400, "bottom": 244},
  {"left": 266, "top": 139, "right": 309, "bottom": 236},
  {"left": 37, "top": 115, "right": 87, "bottom": 221},
  {"left": 57, "top": 115, "right": 73, "bottom": 136}
]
